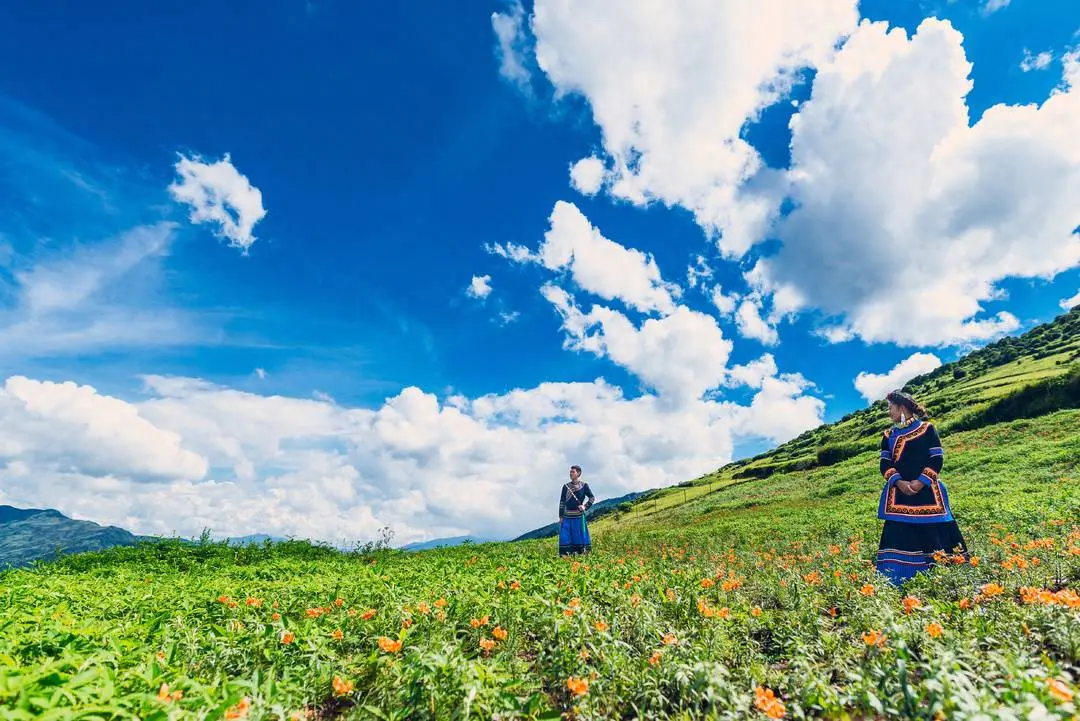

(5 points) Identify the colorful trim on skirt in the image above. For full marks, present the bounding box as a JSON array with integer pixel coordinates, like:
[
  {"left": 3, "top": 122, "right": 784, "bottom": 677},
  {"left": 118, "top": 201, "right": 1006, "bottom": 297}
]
[
  {"left": 875, "top": 519, "right": 968, "bottom": 586},
  {"left": 559, "top": 514, "right": 591, "bottom": 555}
]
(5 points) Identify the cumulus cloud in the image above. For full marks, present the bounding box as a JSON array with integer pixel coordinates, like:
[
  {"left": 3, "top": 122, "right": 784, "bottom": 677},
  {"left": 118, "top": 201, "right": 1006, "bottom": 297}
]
[
  {"left": 735, "top": 299, "right": 779, "bottom": 346},
  {"left": 724, "top": 354, "right": 779, "bottom": 390},
  {"left": 0, "top": 370, "right": 824, "bottom": 546},
  {"left": 0, "top": 376, "right": 208, "bottom": 483},
  {"left": 1061, "top": 289, "right": 1080, "bottom": 310},
  {"left": 854, "top": 352, "right": 943, "bottom": 403},
  {"left": 726, "top": 373, "right": 825, "bottom": 443},
  {"left": 466, "top": 274, "right": 493, "bottom": 299},
  {"left": 493, "top": 201, "right": 681, "bottom": 314},
  {"left": 527, "top": 6, "right": 1080, "bottom": 348},
  {"left": 543, "top": 284, "right": 734, "bottom": 406},
  {"left": 529, "top": 0, "right": 859, "bottom": 255},
  {"left": 710, "top": 286, "right": 739, "bottom": 317},
  {"left": 751, "top": 18, "right": 1080, "bottom": 346},
  {"left": 569, "top": 156, "right": 605, "bottom": 196},
  {"left": 169, "top": 153, "right": 267, "bottom": 253}
]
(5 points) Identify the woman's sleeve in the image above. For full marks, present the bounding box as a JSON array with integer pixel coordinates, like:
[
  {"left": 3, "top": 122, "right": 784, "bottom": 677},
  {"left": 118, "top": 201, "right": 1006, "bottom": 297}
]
[
  {"left": 558, "top": 486, "right": 566, "bottom": 519},
  {"left": 919, "top": 424, "right": 944, "bottom": 483},
  {"left": 880, "top": 432, "right": 900, "bottom": 484}
]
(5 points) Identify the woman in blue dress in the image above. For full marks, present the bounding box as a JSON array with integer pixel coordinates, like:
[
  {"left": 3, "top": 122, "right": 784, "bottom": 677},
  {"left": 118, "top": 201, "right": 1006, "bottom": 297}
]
[
  {"left": 875, "top": 390, "right": 969, "bottom": 585},
  {"left": 558, "top": 465, "right": 595, "bottom": 556}
]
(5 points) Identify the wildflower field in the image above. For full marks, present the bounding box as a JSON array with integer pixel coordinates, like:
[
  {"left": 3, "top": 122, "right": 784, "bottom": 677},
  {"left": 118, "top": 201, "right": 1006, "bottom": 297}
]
[{"left": 2, "top": 409, "right": 1079, "bottom": 720}]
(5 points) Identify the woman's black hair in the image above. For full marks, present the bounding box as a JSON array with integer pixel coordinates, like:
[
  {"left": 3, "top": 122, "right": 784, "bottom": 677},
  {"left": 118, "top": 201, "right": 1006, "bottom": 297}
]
[{"left": 886, "top": 390, "right": 928, "bottom": 418}]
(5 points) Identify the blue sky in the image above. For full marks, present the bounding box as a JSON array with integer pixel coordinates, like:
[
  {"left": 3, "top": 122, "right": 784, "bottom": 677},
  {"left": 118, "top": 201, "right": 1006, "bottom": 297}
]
[{"left": 0, "top": 0, "right": 1077, "bottom": 544}]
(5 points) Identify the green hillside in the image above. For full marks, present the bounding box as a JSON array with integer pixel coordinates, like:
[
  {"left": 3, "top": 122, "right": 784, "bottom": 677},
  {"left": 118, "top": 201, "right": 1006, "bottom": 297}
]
[
  {"left": 602, "top": 307, "right": 1080, "bottom": 530},
  {"left": 2, "top": 309, "right": 1079, "bottom": 720}
]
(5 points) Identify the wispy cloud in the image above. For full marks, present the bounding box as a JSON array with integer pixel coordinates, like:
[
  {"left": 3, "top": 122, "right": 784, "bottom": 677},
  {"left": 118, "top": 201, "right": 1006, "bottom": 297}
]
[
  {"left": 1021, "top": 49, "right": 1054, "bottom": 72},
  {"left": 0, "top": 222, "right": 205, "bottom": 360},
  {"left": 492, "top": 0, "right": 533, "bottom": 93},
  {"left": 0, "top": 96, "right": 216, "bottom": 363},
  {"left": 981, "top": 0, "right": 1011, "bottom": 15}
]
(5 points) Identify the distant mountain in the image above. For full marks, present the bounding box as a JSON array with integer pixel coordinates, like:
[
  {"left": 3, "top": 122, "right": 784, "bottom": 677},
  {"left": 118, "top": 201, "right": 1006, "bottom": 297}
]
[
  {"left": 224, "top": 534, "right": 289, "bottom": 546},
  {"left": 512, "top": 489, "right": 656, "bottom": 541},
  {"left": 0, "top": 506, "right": 141, "bottom": 569},
  {"left": 401, "top": 534, "right": 499, "bottom": 551},
  {"left": 0, "top": 505, "right": 50, "bottom": 524}
]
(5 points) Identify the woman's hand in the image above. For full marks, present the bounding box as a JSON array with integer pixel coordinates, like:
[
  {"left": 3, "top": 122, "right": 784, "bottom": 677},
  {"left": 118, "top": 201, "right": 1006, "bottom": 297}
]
[{"left": 896, "top": 480, "right": 916, "bottom": 496}]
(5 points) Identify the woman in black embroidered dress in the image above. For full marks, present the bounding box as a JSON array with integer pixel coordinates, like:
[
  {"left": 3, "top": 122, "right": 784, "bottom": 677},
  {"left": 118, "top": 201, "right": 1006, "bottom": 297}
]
[
  {"left": 558, "top": 464, "right": 595, "bottom": 556},
  {"left": 875, "top": 390, "right": 968, "bottom": 586}
]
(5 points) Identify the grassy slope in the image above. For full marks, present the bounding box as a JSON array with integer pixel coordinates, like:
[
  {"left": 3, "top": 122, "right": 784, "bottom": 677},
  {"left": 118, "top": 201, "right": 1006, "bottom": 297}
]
[
  {"left": 599, "top": 308, "right": 1080, "bottom": 530},
  {"left": 2, "top": 410, "right": 1077, "bottom": 719}
]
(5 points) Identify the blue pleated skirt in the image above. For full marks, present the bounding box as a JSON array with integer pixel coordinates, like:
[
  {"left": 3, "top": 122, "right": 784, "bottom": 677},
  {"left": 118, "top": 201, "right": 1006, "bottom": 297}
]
[
  {"left": 875, "top": 519, "right": 968, "bottom": 586},
  {"left": 558, "top": 514, "right": 591, "bottom": 555}
]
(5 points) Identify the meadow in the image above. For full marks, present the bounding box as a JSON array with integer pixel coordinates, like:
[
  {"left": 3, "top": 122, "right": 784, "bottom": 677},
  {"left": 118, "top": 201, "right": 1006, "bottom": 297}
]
[{"left": 2, "top": 408, "right": 1079, "bottom": 720}]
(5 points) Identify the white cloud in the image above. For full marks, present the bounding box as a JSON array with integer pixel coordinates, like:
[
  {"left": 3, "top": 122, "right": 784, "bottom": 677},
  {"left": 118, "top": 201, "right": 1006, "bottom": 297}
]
[
  {"left": 496, "top": 201, "right": 681, "bottom": 315},
  {"left": 981, "top": 0, "right": 1011, "bottom": 15},
  {"left": 735, "top": 299, "right": 779, "bottom": 346},
  {"left": 543, "top": 284, "right": 734, "bottom": 407},
  {"left": 727, "top": 373, "right": 825, "bottom": 443},
  {"left": 686, "top": 255, "right": 713, "bottom": 290},
  {"left": 0, "top": 223, "right": 203, "bottom": 360},
  {"left": 466, "top": 274, "right": 493, "bottom": 299},
  {"left": 1021, "top": 49, "right": 1054, "bottom": 72},
  {"left": 1061, "top": 289, "right": 1080, "bottom": 310},
  {"left": 529, "top": 0, "right": 859, "bottom": 256},
  {"left": 751, "top": 18, "right": 1080, "bottom": 346},
  {"left": 498, "top": 310, "right": 521, "bottom": 325},
  {"left": 0, "top": 376, "right": 208, "bottom": 483},
  {"left": 710, "top": 285, "right": 739, "bottom": 317},
  {"left": 255, "top": 368, "right": 268, "bottom": 380},
  {"left": 526, "top": 7, "right": 1080, "bottom": 349},
  {"left": 486, "top": 241, "right": 534, "bottom": 264},
  {"left": 569, "top": 156, "right": 605, "bottom": 196},
  {"left": 724, "top": 353, "right": 779, "bottom": 390},
  {"left": 168, "top": 153, "right": 266, "bottom": 253},
  {"left": 854, "top": 352, "right": 943, "bottom": 404},
  {"left": 0, "top": 371, "right": 824, "bottom": 546},
  {"left": 492, "top": 0, "right": 532, "bottom": 92}
]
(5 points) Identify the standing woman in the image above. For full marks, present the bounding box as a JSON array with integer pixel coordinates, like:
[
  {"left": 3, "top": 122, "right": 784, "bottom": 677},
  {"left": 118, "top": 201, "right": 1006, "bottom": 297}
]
[
  {"left": 875, "top": 390, "right": 969, "bottom": 586},
  {"left": 558, "top": 465, "right": 595, "bottom": 556}
]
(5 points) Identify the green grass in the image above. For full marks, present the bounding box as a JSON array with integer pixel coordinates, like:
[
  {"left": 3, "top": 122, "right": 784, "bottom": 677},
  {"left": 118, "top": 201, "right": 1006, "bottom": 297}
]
[
  {"left": 3, "top": 411, "right": 1079, "bottom": 719},
  {"left": 618, "top": 309, "right": 1080, "bottom": 519}
]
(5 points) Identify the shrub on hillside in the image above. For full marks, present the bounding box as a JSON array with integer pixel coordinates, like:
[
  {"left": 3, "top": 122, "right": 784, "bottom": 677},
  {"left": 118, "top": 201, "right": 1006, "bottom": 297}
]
[
  {"left": 815, "top": 443, "right": 862, "bottom": 467},
  {"left": 947, "top": 365, "right": 1080, "bottom": 433},
  {"left": 732, "top": 464, "right": 778, "bottom": 480}
]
